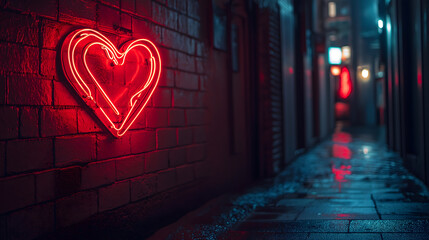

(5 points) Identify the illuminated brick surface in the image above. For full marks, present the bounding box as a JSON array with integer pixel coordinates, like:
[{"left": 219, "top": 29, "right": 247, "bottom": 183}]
[{"left": 0, "top": 0, "right": 240, "bottom": 239}]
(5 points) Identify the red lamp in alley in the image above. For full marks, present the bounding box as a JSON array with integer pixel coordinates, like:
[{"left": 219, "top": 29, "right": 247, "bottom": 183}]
[
  {"left": 338, "top": 66, "right": 352, "bottom": 99},
  {"left": 61, "top": 29, "right": 161, "bottom": 137}
]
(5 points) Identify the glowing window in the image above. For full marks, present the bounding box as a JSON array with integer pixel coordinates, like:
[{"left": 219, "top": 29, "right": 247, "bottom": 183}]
[
  {"left": 328, "top": 47, "right": 342, "bottom": 65},
  {"left": 328, "top": 2, "right": 336, "bottom": 18}
]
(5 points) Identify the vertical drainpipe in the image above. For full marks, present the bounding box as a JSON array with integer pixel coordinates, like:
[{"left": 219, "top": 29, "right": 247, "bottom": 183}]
[
  {"left": 246, "top": 0, "right": 261, "bottom": 179},
  {"left": 226, "top": 0, "right": 235, "bottom": 155}
]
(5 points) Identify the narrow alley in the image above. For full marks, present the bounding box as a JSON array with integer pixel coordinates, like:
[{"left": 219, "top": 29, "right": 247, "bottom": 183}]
[{"left": 151, "top": 124, "right": 429, "bottom": 239}]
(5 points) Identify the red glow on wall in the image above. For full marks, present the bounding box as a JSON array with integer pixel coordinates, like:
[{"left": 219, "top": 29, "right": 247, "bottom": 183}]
[
  {"left": 61, "top": 29, "right": 161, "bottom": 137},
  {"left": 332, "top": 144, "right": 352, "bottom": 159},
  {"left": 332, "top": 132, "right": 352, "bottom": 143},
  {"left": 338, "top": 66, "right": 352, "bottom": 99}
]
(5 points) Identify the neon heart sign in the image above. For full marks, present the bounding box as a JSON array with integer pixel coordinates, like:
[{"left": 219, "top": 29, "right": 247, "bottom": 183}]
[{"left": 61, "top": 29, "right": 161, "bottom": 137}]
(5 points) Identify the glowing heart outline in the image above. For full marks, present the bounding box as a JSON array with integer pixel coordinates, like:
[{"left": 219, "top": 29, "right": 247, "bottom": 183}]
[{"left": 61, "top": 29, "right": 161, "bottom": 137}]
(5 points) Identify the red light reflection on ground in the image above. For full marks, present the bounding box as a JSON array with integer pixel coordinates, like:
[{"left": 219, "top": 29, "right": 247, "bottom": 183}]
[
  {"left": 335, "top": 102, "right": 350, "bottom": 119},
  {"left": 332, "top": 144, "right": 352, "bottom": 159},
  {"left": 331, "top": 165, "right": 351, "bottom": 182},
  {"left": 332, "top": 132, "right": 352, "bottom": 143},
  {"left": 335, "top": 213, "right": 351, "bottom": 219},
  {"left": 332, "top": 165, "right": 352, "bottom": 192}
]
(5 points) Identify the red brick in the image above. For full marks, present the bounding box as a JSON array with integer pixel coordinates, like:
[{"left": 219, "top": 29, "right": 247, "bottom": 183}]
[
  {"left": 194, "top": 91, "right": 206, "bottom": 107},
  {"left": 176, "top": 164, "right": 194, "bottom": 185},
  {"left": 194, "top": 160, "right": 209, "bottom": 179},
  {"left": 157, "top": 128, "right": 176, "bottom": 149},
  {"left": 176, "top": 71, "right": 199, "bottom": 90},
  {"left": 185, "top": 36, "right": 195, "bottom": 55},
  {"left": 0, "top": 75, "right": 5, "bottom": 104},
  {"left": 186, "top": 109, "right": 205, "bottom": 126},
  {"left": 177, "top": 128, "right": 192, "bottom": 146},
  {"left": 195, "top": 57, "right": 205, "bottom": 74},
  {"left": 59, "top": 0, "right": 97, "bottom": 24},
  {"left": 41, "top": 108, "right": 77, "bottom": 137},
  {"left": 0, "top": 142, "right": 4, "bottom": 177},
  {"left": 81, "top": 160, "right": 116, "bottom": 189},
  {"left": 96, "top": 134, "right": 131, "bottom": 160},
  {"left": 177, "top": 52, "right": 195, "bottom": 72},
  {"left": 122, "top": 0, "right": 135, "bottom": 12},
  {"left": 186, "top": 144, "right": 206, "bottom": 162},
  {"left": 8, "top": 75, "right": 52, "bottom": 106},
  {"left": 7, "top": 138, "right": 53, "bottom": 174},
  {"left": 176, "top": 0, "right": 186, "bottom": 13},
  {"left": 157, "top": 168, "right": 176, "bottom": 192},
  {"left": 0, "top": 106, "right": 19, "bottom": 139},
  {"left": 178, "top": 14, "right": 188, "bottom": 34},
  {"left": 127, "top": 116, "right": 146, "bottom": 132},
  {"left": 163, "top": 33, "right": 194, "bottom": 55},
  {"left": 0, "top": 174, "right": 35, "bottom": 214},
  {"left": 199, "top": 75, "right": 208, "bottom": 91},
  {"left": 159, "top": 47, "right": 178, "bottom": 69},
  {"left": 187, "top": 17, "right": 200, "bottom": 38},
  {"left": 130, "top": 130, "right": 156, "bottom": 154},
  {"left": 145, "top": 150, "right": 169, "bottom": 172},
  {"left": 56, "top": 190, "right": 98, "bottom": 227},
  {"left": 168, "top": 108, "right": 185, "bottom": 127},
  {"left": 173, "top": 89, "right": 194, "bottom": 107},
  {"left": 130, "top": 174, "right": 157, "bottom": 201},
  {"left": 192, "top": 126, "right": 207, "bottom": 143},
  {"left": 6, "top": 203, "right": 54, "bottom": 240},
  {"left": 20, "top": 107, "right": 39, "bottom": 138},
  {"left": 35, "top": 169, "right": 56, "bottom": 203},
  {"left": 152, "top": 88, "right": 171, "bottom": 107},
  {"left": 166, "top": 0, "right": 175, "bottom": 8},
  {"left": 99, "top": 181, "right": 130, "bottom": 211},
  {"left": 146, "top": 108, "right": 168, "bottom": 128},
  {"left": 153, "top": 3, "right": 177, "bottom": 30},
  {"left": 136, "top": 0, "right": 151, "bottom": 17},
  {"left": 41, "top": 20, "right": 73, "bottom": 50},
  {"left": 158, "top": 68, "right": 175, "bottom": 87},
  {"left": 0, "top": 12, "right": 38, "bottom": 46},
  {"left": 0, "top": 44, "right": 38, "bottom": 74},
  {"left": 40, "top": 49, "right": 57, "bottom": 80},
  {"left": 8, "top": 0, "right": 57, "bottom": 19},
  {"left": 100, "top": 0, "right": 120, "bottom": 7},
  {"left": 187, "top": 0, "right": 200, "bottom": 19},
  {"left": 78, "top": 109, "right": 102, "bottom": 133},
  {"left": 162, "top": 28, "right": 181, "bottom": 50},
  {"left": 121, "top": 13, "right": 132, "bottom": 30},
  {"left": 116, "top": 154, "right": 144, "bottom": 180},
  {"left": 55, "top": 166, "right": 82, "bottom": 197},
  {"left": 98, "top": 4, "right": 120, "bottom": 30},
  {"left": 196, "top": 41, "right": 206, "bottom": 57},
  {"left": 55, "top": 135, "right": 96, "bottom": 167},
  {"left": 168, "top": 147, "right": 186, "bottom": 167},
  {"left": 53, "top": 81, "right": 80, "bottom": 106}
]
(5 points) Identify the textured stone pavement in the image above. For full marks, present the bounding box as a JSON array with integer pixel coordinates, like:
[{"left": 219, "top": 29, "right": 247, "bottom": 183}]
[{"left": 149, "top": 125, "right": 429, "bottom": 239}]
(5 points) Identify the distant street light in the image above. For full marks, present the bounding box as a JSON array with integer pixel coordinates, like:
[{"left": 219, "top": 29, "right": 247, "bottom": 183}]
[{"left": 378, "top": 19, "right": 384, "bottom": 29}]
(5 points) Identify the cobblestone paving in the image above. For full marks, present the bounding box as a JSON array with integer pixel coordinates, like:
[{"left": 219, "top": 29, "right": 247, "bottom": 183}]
[{"left": 149, "top": 126, "right": 429, "bottom": 240}]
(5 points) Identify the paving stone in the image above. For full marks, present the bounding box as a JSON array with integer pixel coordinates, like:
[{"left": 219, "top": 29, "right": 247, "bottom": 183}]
[
  {"left": 236, "top": 220, "right": 349, "bottom": 233},
  {"left": 349, "top": 220, "right": 429, "bottom": 232},
  {"left": 308, "top": 233, "right": 381, "bottom": 240},
  {"left": 382, "top": 233, "right": 429, "bottom": 240},
  {"left": 149, "top": 126, "right": 429, "bottom": 239}
]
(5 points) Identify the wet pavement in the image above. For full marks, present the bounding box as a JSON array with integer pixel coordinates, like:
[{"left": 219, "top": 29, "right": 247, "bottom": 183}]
[{"left": 149, "top": 125, "right": 429, "bottom": 239}]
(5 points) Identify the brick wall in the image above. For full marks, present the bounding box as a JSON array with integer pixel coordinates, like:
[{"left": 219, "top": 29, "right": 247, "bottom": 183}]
[{"left": 0, "top": 0, "right": 254, "bottom": 239}]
